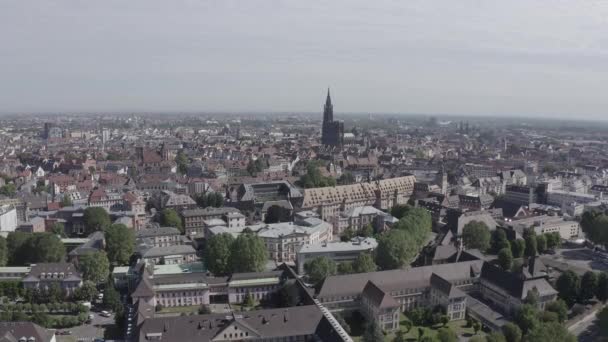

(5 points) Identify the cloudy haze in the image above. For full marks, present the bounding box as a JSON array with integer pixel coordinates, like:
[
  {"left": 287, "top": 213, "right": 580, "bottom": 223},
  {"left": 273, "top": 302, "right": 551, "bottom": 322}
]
[{"left": 1, "top": 0, "right": 608, "bottom": 118}]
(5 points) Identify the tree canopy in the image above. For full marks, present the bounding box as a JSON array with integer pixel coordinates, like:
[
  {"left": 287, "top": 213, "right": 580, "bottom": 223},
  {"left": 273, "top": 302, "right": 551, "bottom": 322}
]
[
  {"left": 77, "top": 251, "right": 110, "bottom": 284},
  {"left": 501, "top": 322, "right": 522, "bottom": 342},
  {"left": 195, "top": 192, "right": 223, "bottom": 208},
  {"left": 160, "top": 208, "right": 183, "bottom": 233},
  {"left": 462, "top": 221, "right": 491, "bottom": 251},
  {"left": 580, "top": 271, "right": 598, "bottom": 302},
  {"left": 376, "top": 229, "right": 417, "bottom": 270},
  {"left": 497, "top": 247, "right": 513, "bottom": 271},
  {"left": 581, "top": 211, "right": 608, "bottom": 247},
  {"left": 229, "top": 231, "right": 266, "bottom": 273},
  {"left": 304, "top": 256, "right": 337, "bottom": 285},
  {"left": 491, "top": 229, "right": 510, "bottom": 253},
  {"left": 299, "top": 163, "right": 336, "bottom": 188},
  {"left": 511, "top": 239, "right": 526, "bottom": 259},
  {"left": 175, "top": 150, "right": 189, "bottom": 175},
  {"left": 105, "top": 224, "right": 135, "bottom": 265},
  {"left": 205, "top": 233, "right": 235, "bottom": 275},
  {"left": 352, "top": 253, "right": 376, "bottom": 273},
  {"left": 556, "top": 270, "right": 580, "bottom": 306},
  {"left": 7, "top": 232, "right": 65, "bottom": 265},
  {"left": 0, "top": 236, "right": 7, "bottom": 267},
  {"left": 376, "top": 207, "right": 432, "bottom": 270},
  {"left": 83, "top": 207, "right": 111, "bottom": 233}
]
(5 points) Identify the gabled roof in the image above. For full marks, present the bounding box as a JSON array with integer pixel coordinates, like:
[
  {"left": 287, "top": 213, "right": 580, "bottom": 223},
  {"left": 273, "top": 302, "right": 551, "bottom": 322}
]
[{"left": 362, "top": 281, "right": 399, "bottom": 309}]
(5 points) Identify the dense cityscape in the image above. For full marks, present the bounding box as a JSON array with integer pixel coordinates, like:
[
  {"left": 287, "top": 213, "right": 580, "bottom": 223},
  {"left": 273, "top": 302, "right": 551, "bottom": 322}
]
[{"left": 0, "top": 90, "right": 607, "bottom": 341}]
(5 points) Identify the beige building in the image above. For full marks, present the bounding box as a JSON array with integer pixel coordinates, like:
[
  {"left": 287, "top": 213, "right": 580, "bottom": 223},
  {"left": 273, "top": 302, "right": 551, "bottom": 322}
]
[{"left": 300, "top": 176, "right": 415, "bottom": 228}]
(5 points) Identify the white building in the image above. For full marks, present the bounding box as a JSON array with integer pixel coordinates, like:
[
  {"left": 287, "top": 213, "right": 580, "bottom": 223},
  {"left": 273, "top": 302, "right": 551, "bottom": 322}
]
[
  {"left": 510, "top": 215, "right": 579, "bottom": 240},
  {"left": 208, "top": 217, "right": 332, "bottom": 263},
  {"left": 0, "top": 205, "right": 18, "bottom": 232},
  {"left": 296, "top": 237, "right": 378, "bottom": 274}
]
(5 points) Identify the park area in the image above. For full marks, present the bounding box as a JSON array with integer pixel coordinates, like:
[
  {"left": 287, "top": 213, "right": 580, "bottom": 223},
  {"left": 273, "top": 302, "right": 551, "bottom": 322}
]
[{"left": 344, "top": 312, "right": 484, "bottom": 342}]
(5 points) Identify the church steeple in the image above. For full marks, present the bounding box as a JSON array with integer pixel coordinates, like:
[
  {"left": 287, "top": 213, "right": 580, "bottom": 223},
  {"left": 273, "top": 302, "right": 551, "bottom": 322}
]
[{"left": 323, "top": 88, "right": 333, "bottom": 123}]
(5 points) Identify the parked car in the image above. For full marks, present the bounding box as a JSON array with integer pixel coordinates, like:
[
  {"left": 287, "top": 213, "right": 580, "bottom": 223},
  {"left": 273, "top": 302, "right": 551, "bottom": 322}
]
[{"left": 100, "top": 310, "right": 111, "bottom": 317}]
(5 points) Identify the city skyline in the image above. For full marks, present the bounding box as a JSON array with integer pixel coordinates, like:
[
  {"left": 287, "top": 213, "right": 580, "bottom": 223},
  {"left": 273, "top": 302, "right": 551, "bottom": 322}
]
[{"left": 2, "top": 1, "right": 608, "bottom": 118}]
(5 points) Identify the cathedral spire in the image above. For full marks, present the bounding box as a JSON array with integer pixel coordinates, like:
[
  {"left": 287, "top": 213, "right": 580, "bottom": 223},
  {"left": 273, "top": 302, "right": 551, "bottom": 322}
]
[{"left": 323, "top": 87, "right": 333, "bottom": 123}]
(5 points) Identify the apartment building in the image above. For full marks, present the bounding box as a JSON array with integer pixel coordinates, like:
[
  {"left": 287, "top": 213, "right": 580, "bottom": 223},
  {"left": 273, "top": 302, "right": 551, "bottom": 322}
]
[
  {"left": 208, "top": 217, "right": 332, "bottom": 263},
  {"left": 181, "top": 207, "right": 244, "bottom": 237}
]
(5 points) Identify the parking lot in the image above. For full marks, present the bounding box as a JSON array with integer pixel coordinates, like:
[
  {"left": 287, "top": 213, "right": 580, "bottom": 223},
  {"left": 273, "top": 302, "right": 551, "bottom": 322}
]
[
  {"left": 540, "top": 246, "right": 608, "bottom": 276},
  {"left": 55, "top": 311, "right": 115, "bottom": 342}
]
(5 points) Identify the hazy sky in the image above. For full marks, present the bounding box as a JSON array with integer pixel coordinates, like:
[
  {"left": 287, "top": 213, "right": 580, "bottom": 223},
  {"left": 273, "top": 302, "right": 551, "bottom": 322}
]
[{"left": 2, "top": 1, "right": 608, "bottom": 118}]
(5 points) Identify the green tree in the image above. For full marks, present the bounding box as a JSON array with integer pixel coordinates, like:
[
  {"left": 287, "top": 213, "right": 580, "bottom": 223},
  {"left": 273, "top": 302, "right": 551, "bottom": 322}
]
[
  {"left": 524, "top": 289, "right": 539, "bottom": 306},
  {"left": 545, "top": 299, "right": 568, "bottom": 323},
  {"left": 468, "top": 337, "right": 485, "bottom": 342},
  {"left": 491, "top": 229, "right": 510, "bottom": 253},
  {"left": 160, "top": 208, "right": 183, "bottom": 233},
  {"left": 524, "top": 234, "right": 537, "bottom": 258},
  {"left": 340, "top": 227, "right": 355, "bottom": 242},
  {"left": 74, "top": 281, "right": 99, "bottom": 302},
  {"left": 337, "top": 262, "right": 354, "bottom": 275},
  {"left": 51, "top": 223, "right": 66, "bottom": 237},
  {"left": 353, "top": 253, "right": 377, "bottom": 273},
  {"left": 105, "top": 224, "right": 135, "bottom": 265},
  {"left": 362, "top": 321, "right": 384, "bottom": 342},
  {"left": 545, "top": 232, "right": 561, "bottom": 250},
  {"left": 580, "top": 271, "right": 598, "bottom": 302},
  {"left": 60, "top": 194, "right": 73, "bottom": 207},
  {"left": 264, "top": 205, "right": 291, "bottom": 224},
  {"left": 83, "top": 207, "right": 111, "bottom": 233},
  {"left": 437, "top": 327, "right": 457, "bottom": 342},
  {"left": 243, "top": 292, "right": 255, "bottom": 307},
  {"left": 598, "top": 306, "right": 608, "bottom": 338},
  {"left": 103, "top": 279, "right": 121, "bottom": 312},
  {"left": 486, "top": 332, "right": 507, "bottom": 342},
  {"left": 46, "top": 283, "right": 63, "bottom": 303},
  {"left": 501, "top": 322, "right": 522, "bottom": 342},
  {"left": 77, "top": 251, "right": 110, "bottom": 283},
  {"left": 462, "top": 221, "right": 491, "bottom": 251},
  {"left": 175, "top": 151, "right": 188, "bottom": 175},
  {"left": 556, "top": 270, "right": 580, "bottom": 306},
  {"left": 304, "top": 256, "right": 337, "bottom": 284},
  {"left": 511, "top": 239, "right": 526, "bottom": 258},
  {"left": 596, "top": 272, "right": 608, "bottom": 302},
  {"left": 390, "top": 204, "right": 411, "bottom": 219},
  {"left": 299, "top": 163, "right": 335, "bottom": 188},
  {"left": 229, "top": 231, "right": 266, "bottom": 273},
  {"left": 524, "top": 322, "right": 576, "bottom": 342},
  {"left": 393, "top": 330, "right": 406, "bottom": 342},
  {"left": 205, "top": 233, "right": 235, "bottom": 275},
  {"left": 472, "top": 321, "right": 481, "bottom": 335},
  {"left": 536, "top": 234, "right": 547, "bottom": 254},
  {"left": 0, "top": 236, "right": 7, "bottom": 266},
  {"left": 358, "top": 224, "right": 374, "bottom": 238},
  {"left": 498, "top": 247, "right": 513, "bottom": 271},
  {"left": 0, "top": 184, "right": 16, "bottom": 197},
  {"left": 337, "top": 172, "right": 355, "bottom": 185},
  {"left": 28, "top": 233, "right": 65, "bottom": 263},
  {"left": 515, "top": 304, "right": 540, "bottom": 334},
  {"left": 376, "top": 229, "right": 417, "bottom": 270},
  {"left": 195, "top": 192, "right": 223, "bottom": 208},
  {"left": 7, "top": 231, "right": 30, "bottom": 265}
]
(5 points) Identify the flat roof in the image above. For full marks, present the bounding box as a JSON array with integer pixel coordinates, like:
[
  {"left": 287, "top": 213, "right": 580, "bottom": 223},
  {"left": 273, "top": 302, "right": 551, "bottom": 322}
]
[
  {"left": 153, "top": 262, "right": 206, "bottom": 276},
  {"left": 298, "top": 238, "right": 377, "bottom": 255},
  {"left": 0, "top": 267, "right": 30, "bottom": 273}
]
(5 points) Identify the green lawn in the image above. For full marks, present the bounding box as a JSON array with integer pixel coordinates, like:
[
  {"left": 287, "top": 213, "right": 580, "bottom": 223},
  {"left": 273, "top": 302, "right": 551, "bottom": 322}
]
[
  {"left": 157, "top": 305, "right": 200, "bottom": 314},
  {"left": 351, "top": 313, "right": 484, "bottom": 341}
]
